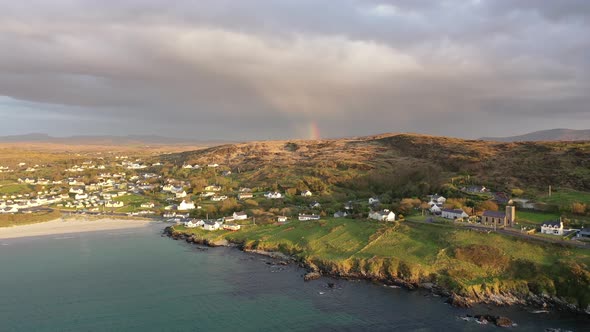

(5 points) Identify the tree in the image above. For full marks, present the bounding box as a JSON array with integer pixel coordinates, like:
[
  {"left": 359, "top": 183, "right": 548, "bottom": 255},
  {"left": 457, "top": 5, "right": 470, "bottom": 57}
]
[
  {"left": 465, "top": 200, "right": 476, "bottom": 214},
  {"left": 477, "top": 200, "right": 499, "bottom": 211},
  {"left": 219, "top": 198, "right": 240, "bottom": 214},
  {"left": 571, "top": 202, "right": 587, "bottom": 215},
  {"left": 399, "top": 198, "right": 421, "bottom": 215}
]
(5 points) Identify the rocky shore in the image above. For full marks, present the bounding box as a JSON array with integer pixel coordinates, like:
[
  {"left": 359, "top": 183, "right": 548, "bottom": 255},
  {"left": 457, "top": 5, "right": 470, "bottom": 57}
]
[{"left": 164, "top": 226, "right": 590, "bottom": 319}]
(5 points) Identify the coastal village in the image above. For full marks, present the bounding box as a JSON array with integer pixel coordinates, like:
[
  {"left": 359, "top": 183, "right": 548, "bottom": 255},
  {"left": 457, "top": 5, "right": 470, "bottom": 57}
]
[
  {"left": 1, "top": 152, "right": 589, "bottom": 246},
  {"left": 1, "top": 137, "right": 590, "bottom": 319}
]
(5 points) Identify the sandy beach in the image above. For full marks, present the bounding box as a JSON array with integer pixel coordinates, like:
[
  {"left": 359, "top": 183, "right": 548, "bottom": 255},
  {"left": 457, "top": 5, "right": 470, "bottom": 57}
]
[{"left": 0, "top": 218, "right": 157, "bottom": 239}]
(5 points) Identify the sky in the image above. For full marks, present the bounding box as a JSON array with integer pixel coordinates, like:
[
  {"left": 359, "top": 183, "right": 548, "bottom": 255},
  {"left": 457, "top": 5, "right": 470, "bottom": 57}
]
[{"left": 0, "top": 0, "right": 589, "bottom": 141}]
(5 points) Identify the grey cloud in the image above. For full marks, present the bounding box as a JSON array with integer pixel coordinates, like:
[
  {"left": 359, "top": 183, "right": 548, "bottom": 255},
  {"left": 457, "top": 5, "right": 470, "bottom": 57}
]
[{"left": 0, "top": 0, "right": 589, "bottom": 140}]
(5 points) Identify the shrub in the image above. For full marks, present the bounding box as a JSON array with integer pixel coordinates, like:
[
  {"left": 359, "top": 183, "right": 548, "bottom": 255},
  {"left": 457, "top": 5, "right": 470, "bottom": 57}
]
[{"left": 571, "top": 202, "right": 587, "bottom": 215}]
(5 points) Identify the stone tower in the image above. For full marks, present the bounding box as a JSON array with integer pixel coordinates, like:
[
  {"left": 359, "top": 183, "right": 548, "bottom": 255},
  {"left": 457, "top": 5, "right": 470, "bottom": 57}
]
[{"left": 505, "top": 205, "right": 516, "bottom": 227}]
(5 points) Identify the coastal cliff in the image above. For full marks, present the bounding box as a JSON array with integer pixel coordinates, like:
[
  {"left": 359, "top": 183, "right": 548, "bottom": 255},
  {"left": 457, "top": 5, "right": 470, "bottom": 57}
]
[{"left": 164, "top": 225, "right": 590, "bottom": 316}]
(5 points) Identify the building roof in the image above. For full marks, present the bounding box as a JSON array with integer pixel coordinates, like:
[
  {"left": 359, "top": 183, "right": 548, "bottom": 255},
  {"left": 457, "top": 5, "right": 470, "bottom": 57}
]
[
  {"left": 542, "top": 220, "right": 562, "bottom": 227},
  {"left": 442, "top": 209, "right": 465, "bottom": 215},
  {"left": 482, "top": 210, "right": 505, "bottom": 218},
  {"left": 579, "top": 228, "right": 590, "bottom": 234}
]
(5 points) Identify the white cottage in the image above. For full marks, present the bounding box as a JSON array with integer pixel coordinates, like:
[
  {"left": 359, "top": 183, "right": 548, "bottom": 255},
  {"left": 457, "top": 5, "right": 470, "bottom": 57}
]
[
  {"left": 178, "top": 200, "right": 196, "bottom": 211},
  {"left": 368, "top": 209, "right": 396, "bottom": 222},
  {"left": 184, "top": 219, "right": 204, "bottom": 228},
  {"left": 541, "top": 220, "right": 564, "bottom": 235},
  {"left": 233, "top": 211, "right": 248, "bottom": 220},
  {"left": 441, "top": 209, "right": 469, "bottom": 220}
]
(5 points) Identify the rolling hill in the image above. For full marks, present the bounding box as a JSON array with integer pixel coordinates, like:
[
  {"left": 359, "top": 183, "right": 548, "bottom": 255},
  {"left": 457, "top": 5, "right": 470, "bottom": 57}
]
[
  {"left": 481, "top": 129, "right": 590, "bottom": 142},
  {"left": 159, "top": 133, "right": 590, "bottom": 195}
]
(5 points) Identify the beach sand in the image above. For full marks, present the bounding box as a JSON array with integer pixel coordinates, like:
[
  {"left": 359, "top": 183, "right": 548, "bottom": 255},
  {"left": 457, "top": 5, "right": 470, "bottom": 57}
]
[{"left": 0, "top": 218, "right": 156, "bottom": 239}]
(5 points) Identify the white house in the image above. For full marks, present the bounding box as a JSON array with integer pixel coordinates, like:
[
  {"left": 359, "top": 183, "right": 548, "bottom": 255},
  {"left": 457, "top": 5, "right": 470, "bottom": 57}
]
[
  {"left": 175, "top": 191, "right": 188, "bottom": 198},
  {"left": 184, "top": 219, "right": 204, "bottom": 228},
  {"left": 223, "top": 224, "right": 241, "bottom": 231},
  {"left": 301, "top": 190, "right": 313, "bottom": 197},
  {"left": 238, "top": 193, "right": 253, "bottom": 200},
  {"left": 277, "top": 216, "right": 288, "bottom": 223},
  {"left": 429, "top": 204, "right": 442, "bottom": 214},
  {"left": 429, "top": 195, "right": 446, "bottom": 206},
  {"left": 265, "top": 192, "right": 282, "bottom": 199},
  {"left": 182, "top": 164, "right": 193, "bottom": 169},
  {"left": 69, "top": 187, "right": 84, "bottom": 195},
  {"left": 211, "top": 195, "right": 228, "bottom": 202},
  {"left": 541, "top": 220, "right": 564, "bottom": 235},
  {"left": 162, "top": 184, "right": 175, "bottom": 192},
  {"left": 75, "top": 193, "right": 88, "bottom": 200},
  {"left": 178, "top": 200, "right": 196, "bottom": 211},
  {"left": 205, "top": 185, "right": 222, "bottom": 192},
  {"left": 369, "top": 197, "right": 380, "bottom": 205},
  {"left": 141, "top": 202, "right": 155, "bottom": 208},
  {"left": 163, "top": 212, "right": 177, "bottom": 218},
  {"left": 233, "top": 211, "right": 248, "bottom": 220},
  {"left": 368, "top": 209, "right": 396, "bottom": 222},
  {"left": 309, "top": 201, "right": 321, "bottom": 208},
  {"left": 298, "top": 214, "right": 320, "bottom": 221},
  {"left": 441, "top": 209, "right": 469, "bottom": 220},
  {"left": 203, "top": 220, "right": 222, "bottom": 231},
  {"left": 105, "top": 201, "right": 124, "bottom": 208}
]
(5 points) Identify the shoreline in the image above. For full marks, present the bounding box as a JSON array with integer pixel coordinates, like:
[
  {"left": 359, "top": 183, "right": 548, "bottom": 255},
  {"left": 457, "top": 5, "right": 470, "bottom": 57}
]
[
  {"left": 0, "top": 218, "right": 156, "bottom": 240},
  {"left": 165, "top": 226, "right": 590, "bottom": 318}
]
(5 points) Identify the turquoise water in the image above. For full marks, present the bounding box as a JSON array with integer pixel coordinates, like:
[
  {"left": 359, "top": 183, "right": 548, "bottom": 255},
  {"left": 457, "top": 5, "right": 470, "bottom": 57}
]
[{"left": 0, "top": 224, "right": 588, "bottom": 331}]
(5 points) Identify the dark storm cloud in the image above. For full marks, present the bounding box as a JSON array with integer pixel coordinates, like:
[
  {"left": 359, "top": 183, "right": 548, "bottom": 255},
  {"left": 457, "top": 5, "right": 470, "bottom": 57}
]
[{"left": 0, "top": 0, "right": 589, "bottom": 139}]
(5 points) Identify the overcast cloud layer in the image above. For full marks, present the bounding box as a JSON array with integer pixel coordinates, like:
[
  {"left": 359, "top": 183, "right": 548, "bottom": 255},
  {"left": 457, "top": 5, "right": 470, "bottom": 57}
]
[{"left": 0, "top": 0, "right": 589, "bottom": 140}]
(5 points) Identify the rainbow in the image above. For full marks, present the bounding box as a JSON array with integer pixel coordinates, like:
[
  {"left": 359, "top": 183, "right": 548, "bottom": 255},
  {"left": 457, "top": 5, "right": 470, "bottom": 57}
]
[{"left": 308, "top": 121, "right": 321, "bottom": 140}]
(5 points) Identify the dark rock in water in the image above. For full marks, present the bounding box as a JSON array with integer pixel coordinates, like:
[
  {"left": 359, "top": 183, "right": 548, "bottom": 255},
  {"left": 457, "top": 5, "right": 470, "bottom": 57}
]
[
  {"left": 327, "top": 282, "right": 335, "bottom": 288},
  {"left": 447, "top": 294, "right": 472, "bottom": 308},
  {"left": 473, "top": 315, "right": 513, "bottom": 328},
  {"left": 304, "top": 272, "right": 321, "bottom": 281},
  {"left": 495, "top": 316, "right": 513, "bottom": 328}
]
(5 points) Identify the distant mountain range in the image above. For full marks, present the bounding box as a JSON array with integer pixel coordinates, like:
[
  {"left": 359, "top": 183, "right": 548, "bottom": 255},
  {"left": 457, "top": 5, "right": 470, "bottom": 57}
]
[
  {"left": 0, "top": 133, "right": 231, "bottom": 146},
  {"left": 480, "top": 129, "right": 590, "bottom": 142}
]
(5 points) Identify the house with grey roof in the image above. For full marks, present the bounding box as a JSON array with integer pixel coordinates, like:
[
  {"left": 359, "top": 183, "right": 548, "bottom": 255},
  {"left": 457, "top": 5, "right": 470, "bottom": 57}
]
[
  {"left": 441, "top": 209, "right": 468, "bottom": 220},
  {"left": 541, "top": 220, "right": 564, "bottom": 236}
]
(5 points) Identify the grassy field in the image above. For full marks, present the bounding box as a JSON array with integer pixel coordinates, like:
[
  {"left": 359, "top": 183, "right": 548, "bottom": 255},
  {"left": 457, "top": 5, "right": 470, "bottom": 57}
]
[
  {"left": 0, "top": 210, "right": 62, "bottom": 228},
  {"left": 173, "top": 218, "right": 590, "bottom": 310},
  {"left": 113, "top": 194, "right": 153, "bottom": 213},
  {"left": 0, "top": 184, "right": 33, "bottom": 195},
  {"left": 516, "top": 210, "right": 561, "bottom": 226},
  {"left": 537, "top": 189, "right": 590, "bottom": 206}
]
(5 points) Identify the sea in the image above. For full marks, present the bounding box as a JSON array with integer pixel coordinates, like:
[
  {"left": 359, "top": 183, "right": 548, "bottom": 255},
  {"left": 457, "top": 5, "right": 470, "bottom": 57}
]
[{"left": 1, "top": 223, "right": 588, "bottom": 331}]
